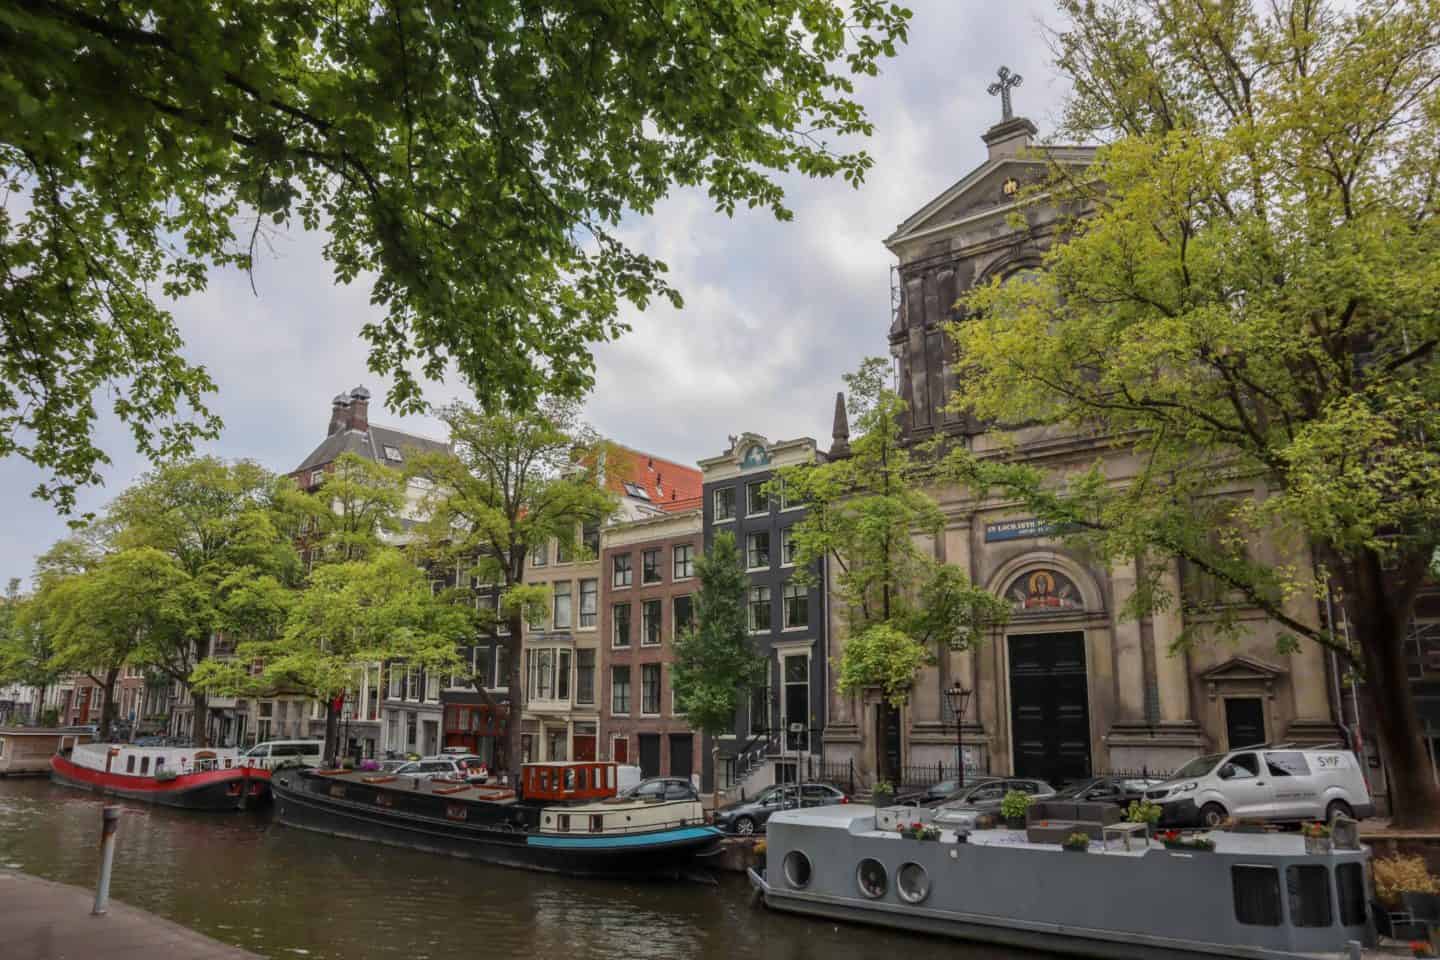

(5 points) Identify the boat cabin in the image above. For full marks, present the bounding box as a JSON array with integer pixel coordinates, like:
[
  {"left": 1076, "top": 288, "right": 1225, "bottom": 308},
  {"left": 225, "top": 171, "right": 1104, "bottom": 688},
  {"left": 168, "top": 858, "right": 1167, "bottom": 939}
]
[
  {"left": 0, "top": 727, "right": 94, "bottom": 776},
  {"left": 69, "top": 743, "right": 256, "bottom": 779},
  {"left": 521, "top": 761, "right": 619, "bottom": 803}
]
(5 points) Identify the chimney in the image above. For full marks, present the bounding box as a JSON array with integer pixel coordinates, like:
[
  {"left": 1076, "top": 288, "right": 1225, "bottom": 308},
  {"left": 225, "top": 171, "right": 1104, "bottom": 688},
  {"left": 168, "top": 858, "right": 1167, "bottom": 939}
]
[
  {"left": 347, "top": 386, "right": 371, "bottom": 433},
  {"left": 829, "top": 391, "right": 852, "bottom": 459},
  {"left": 327, "top": 393, "right": 351, "bottom": 436}
]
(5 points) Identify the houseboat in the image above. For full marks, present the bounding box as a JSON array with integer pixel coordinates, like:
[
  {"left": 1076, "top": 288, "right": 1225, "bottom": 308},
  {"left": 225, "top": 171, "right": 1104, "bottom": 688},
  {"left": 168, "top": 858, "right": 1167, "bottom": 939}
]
[
  {"left": 271, "top": 760, "right": 721, "bottom": 878},
  {"left": 750, "top": 804, "right": 1372, "bottom": 960},
  {"left": 51, "top": 743, "right": 271, "bottom": 810},
  {"left": 0, "top": 726, "right": 93, "bottom": 776}
]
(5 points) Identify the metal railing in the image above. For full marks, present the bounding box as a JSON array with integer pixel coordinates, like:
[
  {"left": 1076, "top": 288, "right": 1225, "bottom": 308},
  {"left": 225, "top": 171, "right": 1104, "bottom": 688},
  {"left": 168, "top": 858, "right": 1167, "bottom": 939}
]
[{"left": 720, "top": 729, "right": 781, "bottom": 795}]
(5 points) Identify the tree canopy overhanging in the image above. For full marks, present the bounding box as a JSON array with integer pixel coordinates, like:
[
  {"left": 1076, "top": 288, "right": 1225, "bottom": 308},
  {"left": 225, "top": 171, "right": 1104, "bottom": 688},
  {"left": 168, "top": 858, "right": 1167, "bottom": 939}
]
[
  {"left": 947, "top": 0, "right": 1440, "bottom": 825},
  {"left": 0, "top": 0, "right": 912, "bottom": 511}
]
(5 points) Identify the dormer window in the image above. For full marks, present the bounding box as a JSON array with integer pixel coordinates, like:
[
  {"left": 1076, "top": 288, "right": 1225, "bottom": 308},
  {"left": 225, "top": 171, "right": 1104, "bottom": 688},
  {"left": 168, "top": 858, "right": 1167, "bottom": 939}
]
[{"left": 383, "top": 445, "right": 404, "bottom": 462}]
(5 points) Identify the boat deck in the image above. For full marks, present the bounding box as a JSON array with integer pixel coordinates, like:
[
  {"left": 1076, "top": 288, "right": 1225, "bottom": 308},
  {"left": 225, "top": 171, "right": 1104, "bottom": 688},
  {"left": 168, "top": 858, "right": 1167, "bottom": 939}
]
[{"left": 316, "top": 770, "right": 519, "bottom": 804}]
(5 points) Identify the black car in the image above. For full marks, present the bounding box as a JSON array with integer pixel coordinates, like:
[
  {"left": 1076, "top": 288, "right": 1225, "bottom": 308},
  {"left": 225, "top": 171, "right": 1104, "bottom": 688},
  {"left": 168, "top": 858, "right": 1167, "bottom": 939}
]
[
  {"left": 1051, "top": 775, "right": 1163, "bottom": 808},
  {"left": 899, "top": 775, "right": 1002, "bottom": 807},
  {"left": 712, "top": 782, "right": 848, "bottom": 835}
]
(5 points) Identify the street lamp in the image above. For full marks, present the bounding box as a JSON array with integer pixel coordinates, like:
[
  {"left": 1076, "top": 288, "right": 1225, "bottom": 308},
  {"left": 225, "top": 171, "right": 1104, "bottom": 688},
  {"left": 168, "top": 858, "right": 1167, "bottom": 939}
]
[{"left": 943, "top": 682, "right": 972, "bottom": 790}]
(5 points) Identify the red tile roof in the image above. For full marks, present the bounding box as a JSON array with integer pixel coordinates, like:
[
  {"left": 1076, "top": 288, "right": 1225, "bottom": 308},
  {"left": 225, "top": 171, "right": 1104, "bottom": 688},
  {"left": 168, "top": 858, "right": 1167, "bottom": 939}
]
[{"left": 605, "top": 443, "right": 702, "bottom": 511}]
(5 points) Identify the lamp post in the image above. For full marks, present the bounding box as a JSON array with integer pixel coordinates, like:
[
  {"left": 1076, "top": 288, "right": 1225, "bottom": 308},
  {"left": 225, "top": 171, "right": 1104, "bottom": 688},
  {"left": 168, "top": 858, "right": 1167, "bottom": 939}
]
[{"left": 943, "top": 682, "right": 972, "bottom": 790}]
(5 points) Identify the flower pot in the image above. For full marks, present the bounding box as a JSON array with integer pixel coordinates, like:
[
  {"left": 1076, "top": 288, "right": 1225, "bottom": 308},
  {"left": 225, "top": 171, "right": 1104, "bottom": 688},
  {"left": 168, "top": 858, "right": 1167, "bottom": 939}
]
[
  {"left": 1304, "top": 836, "right": 1333, "bottom": 855},
  {"left": 1006, "top": 816, "right": 1025, "bottom": 829},
  {"left": 1063, "top": 845, "right": 1088, "bottom": 853}
]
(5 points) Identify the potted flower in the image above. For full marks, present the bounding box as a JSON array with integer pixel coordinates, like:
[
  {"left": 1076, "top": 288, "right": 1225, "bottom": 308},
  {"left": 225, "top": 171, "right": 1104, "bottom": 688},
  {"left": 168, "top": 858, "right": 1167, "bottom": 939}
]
[
  {"left": 872, "top": 780, "right": 895, "bottom": 807},
  {"left": 1125, "top": 799, "right": 1161, "bottom": 828},
  {"left": 1061, "top": 832, "right": 1091, "bottom": 853},
  {"left": 898, "top": 821, "right": 941, "bottom": 841},
  {"left": 1412, "top": 941, "right": 1436, "bottom": 958},
  {"left": 1158, "top": 830, "right": 1215, "bottom": 852},
  {"left": 1000, "top": 790, "right": 1033, "bottom": 829},
  {"left": 1302, "top": 822, "right": 1332, "bottom": 855}
]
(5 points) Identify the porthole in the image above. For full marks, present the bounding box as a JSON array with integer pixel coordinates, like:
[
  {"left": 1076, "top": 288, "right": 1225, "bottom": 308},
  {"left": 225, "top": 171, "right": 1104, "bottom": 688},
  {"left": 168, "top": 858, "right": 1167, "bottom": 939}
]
[
  {"left": 783, "top": 851, "right": 812, "bottom": 889},
  {"left": 856, "top": 858, "right": 888, "bottom": 899},
  {"left": 897, "top": 862, "right": 930, "bottom": 904}
]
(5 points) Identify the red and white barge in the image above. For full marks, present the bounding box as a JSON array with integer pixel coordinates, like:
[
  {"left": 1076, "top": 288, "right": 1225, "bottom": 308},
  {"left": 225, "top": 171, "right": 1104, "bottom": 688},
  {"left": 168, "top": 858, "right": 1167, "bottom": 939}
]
[{"left": 51, "top": 742, "right": 271, "bottom": 811}]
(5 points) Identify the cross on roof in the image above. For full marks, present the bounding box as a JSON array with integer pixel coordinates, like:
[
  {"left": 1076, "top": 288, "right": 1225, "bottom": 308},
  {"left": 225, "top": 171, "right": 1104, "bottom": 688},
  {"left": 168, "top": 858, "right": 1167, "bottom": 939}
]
[{"left": 987, "top": 66, "right": 1023, "bottom": 123}]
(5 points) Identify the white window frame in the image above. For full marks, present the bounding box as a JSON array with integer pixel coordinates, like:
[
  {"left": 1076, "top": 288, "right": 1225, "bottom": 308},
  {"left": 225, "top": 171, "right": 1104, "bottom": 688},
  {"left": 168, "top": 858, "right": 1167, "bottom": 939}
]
[
  {"left": 783, "top": 581, "right": 808, "bottom": 630},
  {"left": 641, "top": 599, "right": 663, "bottom": 646},
  {"left": 641, "top": 549, "right": 662, "bottom": 584},
  {"left": 612, "top": 602, "right": 632, "bottom": 648},
  {"left": 553, "top": 581, "right": 573, "bottom": 630},
  {"left": 673, "top": 543, "right": 694, "bottom": 580},
  {"left": 612, "top": 554, "right": 633, "bottom": 588},
  {"left": 309, "top": 469, "right": 325, "bottom": 486},
  {"left": 713, "top": 487, "right": 736, "bottom": 522},
  {"left": 610, "top": 666, "right": 631, "bottom": 716},
  {"left": 578, "top": 578, "right": 598, "bottom": 629},
  {"left": 531, "top": 542, "right": 549, "bottom": 567},
  {"left": 780, "top": 527, "right": 798, "bottom": 566},
  {"left": 748, "top": 585, "right": 772, "bottom": 633},
  {"left": 746, "top": 480, "right": 769, "bottom": 516},
  {"left": 746, "top": 531, "right": 771, "bottom": 571},
  {"left": 640, "top": 663, "right": 662, "bottom": 717}
]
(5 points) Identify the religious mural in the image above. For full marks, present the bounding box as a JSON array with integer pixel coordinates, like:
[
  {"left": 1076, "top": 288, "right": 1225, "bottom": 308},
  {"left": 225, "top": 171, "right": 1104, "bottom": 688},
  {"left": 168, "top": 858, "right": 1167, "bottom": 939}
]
[{"left": 1007, "top": 569, "right": 1083, "bottom": 613}]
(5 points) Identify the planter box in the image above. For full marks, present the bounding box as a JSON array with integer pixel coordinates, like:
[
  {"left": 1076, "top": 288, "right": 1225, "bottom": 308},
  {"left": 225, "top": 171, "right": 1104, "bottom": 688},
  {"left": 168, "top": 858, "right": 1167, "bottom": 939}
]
[
  {"left": 876, "top": 806, "right": 933, "bottom": 832},
  {"left": 1304, "top": 836, "right": 1334, "bottom": 855}
]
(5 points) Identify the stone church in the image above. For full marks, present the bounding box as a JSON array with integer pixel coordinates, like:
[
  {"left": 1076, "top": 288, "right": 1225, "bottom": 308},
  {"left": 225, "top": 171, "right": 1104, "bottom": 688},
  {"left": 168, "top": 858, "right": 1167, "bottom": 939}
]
[{"left": 822, "top": 88, "right": 1343, "bottom": 788}]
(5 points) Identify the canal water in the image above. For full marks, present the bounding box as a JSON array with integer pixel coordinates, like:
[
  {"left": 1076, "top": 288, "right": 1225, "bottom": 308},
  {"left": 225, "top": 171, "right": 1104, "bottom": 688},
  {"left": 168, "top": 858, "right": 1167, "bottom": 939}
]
[{"left": 0, "top": 779, "right": 1058, "bottom": 960}]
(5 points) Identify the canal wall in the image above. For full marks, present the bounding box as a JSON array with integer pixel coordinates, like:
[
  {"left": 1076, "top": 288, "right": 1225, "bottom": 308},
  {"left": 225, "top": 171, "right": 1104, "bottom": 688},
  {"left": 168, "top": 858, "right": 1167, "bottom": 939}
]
[
  {"left": 1, "top": 869, "right": 264, "bottom": 960},
  {"left": 715, "top": 836, "right": 764, "bottom": 873}
]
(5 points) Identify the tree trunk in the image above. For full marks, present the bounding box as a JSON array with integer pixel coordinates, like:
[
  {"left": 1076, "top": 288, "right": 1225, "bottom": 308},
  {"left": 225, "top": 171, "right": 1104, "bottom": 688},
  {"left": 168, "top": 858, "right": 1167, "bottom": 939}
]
[
  {"left": 99, "top": 667, "right": 120, "bottom": 741},
  {"left": 324, "top": 699, "right": 342, "bottom": 768},
  {"left": 1337, "top": 551, "right": 1440, "bottom": 829},
  {"left": 505, "top": 614, "right": 524, "bottom": 789},
  {"left": 190, "top": 687, "right": 209, "bottom": 746}
]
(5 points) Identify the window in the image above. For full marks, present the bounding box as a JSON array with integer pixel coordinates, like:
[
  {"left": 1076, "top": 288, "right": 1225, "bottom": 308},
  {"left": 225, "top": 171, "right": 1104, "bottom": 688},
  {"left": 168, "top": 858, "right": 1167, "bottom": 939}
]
[
  {"left": 531, "top": 543, "right": 548, "bottom": 567},
  {"left": 642, "top": 549, "right": 662, "bottom": 584},
  {"left": 579, "top": 579, "right": 598, "bottom": 628},
  {"left": 613, "top": 603, "right": 632, "bottom": 647},
  {"left": 897, "top": 862, "right": 931, "bottom": 904},
  {"left": 553, "top": 581, "right": 572, "bottom": 630},
  {"left": 784, "top": 851, "right": 813, "bottom": 889},
  {"left": 576, "top": 649, "right": 596, "bottom": 705},
  {"left": 582, "top": 521, "right": 600, "bottom": 557},
  {"left": 780, "top": 478, "right": 800, "bottom": 510},
  {"left": 673, "top": 595, "right": 694, "bottom": 633},
  {"left": 642, "top": 664, "right": 661, "bottom": 715},
  {"left": 527, "top": 648, "right": 571, "bottom": 702},
  {"left": 495, "top": 643, "right": 510, "bottom": 688},
  {"left": 611, "top": 667, "right": 631, "bottom": 715},
  {"left": 747, "top": 531, "right": 770, "bottom": 569},
  {"left": 613, "top": 554, "right": 633, "bottom": 588},
  {"left": 406, "top": 668, "right": 422, "bottom": 700},
  {"left": 383, "top": 444, "right": 403, "bottom": 461},
  {"left": 1336, "top": 863, "right": 1366, "bottom": 927},
  {"left": 1287, "top": 866, "right": 1332, "bottom": 928},
  {"left": 388, "top": 668, "right": 403, "bottom": 698},
  {"left": 746, "top": 480, "right": 769, "bottom": 516},
  {"left": 714, "top": 487, "right": 736, "bottom": 521},
  {"left": 426, "top": 671, "right": 440, "bottom": 702},
  {"left": 1227, "top": 752, "right": 1261, "bottom": 779},
  {"left": 557, "top": 649, "right": 571, "bottom": 701},
  {"left": 1265, "top": 751, "right": 1310, "bottom": 777},
  {"left": 749, "top": 585, "right": 772, "bottom": 632},
  {"left": 749, "top": 677, "right": 769, "bottom": 734},
  {"left": 857, "top": 859, "right": 888, "bottom": 899},
  {"left": 1232, "top": 866, "right": 1282, "bottom": 926},
  {"left": 783, "top": 582, "right": 808, "bottom": 629},
  {"left": 643, "top": 599, "right": 663, "bottom": 646},
  {"left": 673, "top": 543, "right": 694, "bottom": 579},
  {"left": 309, "top": 469, "right": 325, "bottom": 487},
  {"left": 556, "top": 535, "right": 574, "bottom": 564},
  {"left": 781, "top": 528, "right": 799, "bottom": 565}
]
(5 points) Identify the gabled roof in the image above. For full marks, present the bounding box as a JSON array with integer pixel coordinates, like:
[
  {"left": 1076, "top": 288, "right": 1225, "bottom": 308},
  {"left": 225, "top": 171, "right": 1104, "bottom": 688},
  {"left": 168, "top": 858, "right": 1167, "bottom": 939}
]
[
  {"left": 603, "top": 442, "right": 703, "bottom": 511},
  {"left": 293, "top": 423, "right": 449, "bottom": 474}
]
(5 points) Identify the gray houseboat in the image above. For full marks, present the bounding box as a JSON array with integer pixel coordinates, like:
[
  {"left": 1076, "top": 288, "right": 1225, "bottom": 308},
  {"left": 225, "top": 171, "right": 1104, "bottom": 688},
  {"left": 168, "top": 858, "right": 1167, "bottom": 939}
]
[{"left": 749, "top": 804, "right": 1371, "bottom": 959}]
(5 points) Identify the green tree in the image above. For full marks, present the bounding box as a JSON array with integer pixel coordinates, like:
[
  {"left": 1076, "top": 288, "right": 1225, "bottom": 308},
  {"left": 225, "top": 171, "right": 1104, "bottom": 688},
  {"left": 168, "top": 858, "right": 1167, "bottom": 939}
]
[
  {"left": 671, "top": 531, "right": 766, "bottom": 801},
  {"left": 408, "top": 399, "right": 617, "bottom": 782},
  {"left": 0, "top": 579, "right": 58, "bottom": 724},
  {"left": 193, "top": 549, "right": 467, "bottom": 764},
  {"left": 303, "top": 453, "right": 409, "bottom": 564},
  {"left": 1, "top": 1, "right": 911, "bottom": 513},
  {"left": 777, "top": 359, "right": 1008, "bottom": 707},
  {"left": 949, "top": 0, "right": 1440, "bottom": 825},
  {"left": 30, "top": 548, "right": 189, "bottom": 739},
  {"left": 108, "top": 457, "right": 301, "bottom": 744}
]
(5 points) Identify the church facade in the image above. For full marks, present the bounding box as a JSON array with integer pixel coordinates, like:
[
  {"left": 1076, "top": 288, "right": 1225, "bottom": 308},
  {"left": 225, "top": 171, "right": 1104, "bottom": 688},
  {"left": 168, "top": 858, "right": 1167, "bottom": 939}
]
[{"left": 821, "top": 102, "right": 1344, "bottom": 789}]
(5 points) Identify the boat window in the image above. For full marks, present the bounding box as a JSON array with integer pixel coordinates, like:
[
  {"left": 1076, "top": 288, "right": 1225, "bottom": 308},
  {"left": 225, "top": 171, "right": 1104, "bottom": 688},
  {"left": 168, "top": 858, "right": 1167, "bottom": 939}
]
[
  {"left": 1287, "top": 866, "right": 1332, "bottom": 927},
  {"left": 783, "top": 851, "right": 812, "bottom": 889},
  {"left": 141, "top": 757, "right": 151, "bottom": 775},
  {"left": 664, "top": 782, "right": 697, "bottom": 801},
  {"left": 558, "top": 814, "right": 571, "bottom": 832},
  {"left": 1265, "top": 752, "right": 1310, "bottom": 777},
  {"left": 1336, "top": 864, "right": 1365, "bottom": 926},
  {"left": 856, "top": 858, "right": 887, "bottom": 900},
  {"left": 127, "top": 756, "right": 136, "bottom": 774},
  {"left": 897, "top": 862, "right": 930, "bottom": 904},
  {"left": 590, "top": 815, "right": 604, "bottom": 833},
  {"left": 565, "top": 768, "right": 576, "bottom": 791},
  {"left": 1232, "top": 866, "right": 1282, "bottom": 926},
  {"left": 445, "top": 803, "right": 467, "bottom": 821}
]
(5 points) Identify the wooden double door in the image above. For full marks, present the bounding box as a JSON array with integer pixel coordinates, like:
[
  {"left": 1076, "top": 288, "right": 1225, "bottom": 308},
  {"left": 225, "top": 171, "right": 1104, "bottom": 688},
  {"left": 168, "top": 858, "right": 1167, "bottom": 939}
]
[{"left": 1009, "top": 632, "right": 1092, "bottom": 784}]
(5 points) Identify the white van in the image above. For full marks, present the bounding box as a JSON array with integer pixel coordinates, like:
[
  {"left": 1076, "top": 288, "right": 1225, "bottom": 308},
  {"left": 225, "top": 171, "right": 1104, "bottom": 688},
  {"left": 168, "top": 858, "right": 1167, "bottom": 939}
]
[
  {"left": 1146, "top": 746, "right": 1374, "bottom": 827},
  {"left": 242, "top": 739, "right": 325, "bottom": 770}
]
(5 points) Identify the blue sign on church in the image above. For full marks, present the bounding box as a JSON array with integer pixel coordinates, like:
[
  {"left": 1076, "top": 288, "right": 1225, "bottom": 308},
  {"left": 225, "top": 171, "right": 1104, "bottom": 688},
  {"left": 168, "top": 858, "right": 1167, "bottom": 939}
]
[{"left": 984, "top": 518, "right": 1057, "bottom": 542}]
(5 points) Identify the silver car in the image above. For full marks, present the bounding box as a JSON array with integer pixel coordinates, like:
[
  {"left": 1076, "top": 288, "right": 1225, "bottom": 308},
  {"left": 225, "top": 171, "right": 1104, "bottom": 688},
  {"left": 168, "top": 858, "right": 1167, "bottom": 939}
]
[{"left": 931, "top": 777, "right": 1055, "bottom": 829}]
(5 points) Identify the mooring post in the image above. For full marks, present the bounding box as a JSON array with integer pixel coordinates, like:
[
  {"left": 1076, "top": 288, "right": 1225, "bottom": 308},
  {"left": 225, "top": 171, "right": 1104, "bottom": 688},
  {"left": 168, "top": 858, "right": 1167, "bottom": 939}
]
[{"left": 92, "top": 805, "right": 121, "bottom": 916}]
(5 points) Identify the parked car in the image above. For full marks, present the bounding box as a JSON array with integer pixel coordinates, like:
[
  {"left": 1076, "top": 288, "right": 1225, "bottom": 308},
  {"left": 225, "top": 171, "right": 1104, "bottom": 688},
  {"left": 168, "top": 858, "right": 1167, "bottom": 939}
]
[
  {"left": 1049, "top": 775, "right": 1163, "bottom": 809},
  {"left": 901, "top": 775, "right": 1001, "bottom": 807},
  {"left": 712, "top": 783, "right": 848, "bottom": 836},
  {"left": 393, "top": 755, "right": 490, "bottom": 783},
  {"left": 620, "top": 778, "right": 700, "bottom": 802},
  {"left": 1146, "top": 747, "right": 1374, "bottom": 828},
  {"left": 930, "top": 778, "right": 1055, "bottom": 828},
  {"left": 241, "top": 739, "right": 325, "bottom": 770}
]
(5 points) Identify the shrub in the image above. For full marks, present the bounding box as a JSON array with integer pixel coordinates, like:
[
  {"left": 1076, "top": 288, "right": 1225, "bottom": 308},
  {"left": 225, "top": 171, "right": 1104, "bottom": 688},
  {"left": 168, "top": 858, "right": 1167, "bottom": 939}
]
[
  {"left": 872, "top": 780, "right": 895, "bottom": 805},
  {"left": 1062, "top": 832, "right": 1090, "bottom": 851},
  {"left": 1126, "top": 799, "right": 1162, "bottom": 826},
  {"left": 1375, "top": 856, "right": 1440, "bottom": 908},
  {"left": 1000, "top": 790, "right": 1033, "bottom": 821}
]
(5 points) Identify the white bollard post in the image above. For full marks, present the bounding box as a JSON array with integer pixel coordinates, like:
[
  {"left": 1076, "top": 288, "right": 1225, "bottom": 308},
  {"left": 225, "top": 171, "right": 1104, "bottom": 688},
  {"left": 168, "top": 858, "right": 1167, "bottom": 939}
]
[{"left": 92, "top": 806, "right": 121, "bottom": 916}]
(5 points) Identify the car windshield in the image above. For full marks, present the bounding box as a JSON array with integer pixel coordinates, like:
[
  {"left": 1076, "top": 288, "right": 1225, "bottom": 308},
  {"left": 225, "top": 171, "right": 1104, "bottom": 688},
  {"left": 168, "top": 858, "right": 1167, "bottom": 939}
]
[
  {"left": 1053, "top": 778, "right": 1100, "bottom": 798},
  {"left": 1172, "top": 754, "right": 1224, "bottom": 780}
]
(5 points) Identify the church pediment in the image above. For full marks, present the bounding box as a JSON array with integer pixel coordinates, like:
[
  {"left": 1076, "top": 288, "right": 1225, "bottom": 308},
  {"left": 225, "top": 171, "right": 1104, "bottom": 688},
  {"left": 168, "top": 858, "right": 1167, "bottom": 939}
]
[{"left": 1200, "top": 655, "right": 1287, "bottom": 684}]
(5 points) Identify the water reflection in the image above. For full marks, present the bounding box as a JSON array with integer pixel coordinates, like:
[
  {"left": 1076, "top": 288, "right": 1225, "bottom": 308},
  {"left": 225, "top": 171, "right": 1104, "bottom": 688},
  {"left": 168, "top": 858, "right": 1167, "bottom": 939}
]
[{"left": 0, "top": 779, "right": 1054, "bottom": 960}]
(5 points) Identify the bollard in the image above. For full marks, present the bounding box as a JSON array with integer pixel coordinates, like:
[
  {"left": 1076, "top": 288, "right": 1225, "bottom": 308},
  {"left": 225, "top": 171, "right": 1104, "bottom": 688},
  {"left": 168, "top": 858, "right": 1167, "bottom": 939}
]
[
  {"left": 1346, "top": 940, "right": 1361, "bottom": 960},
  {"left": 92, "top": 806, "right": 121, "bottom": 916}
]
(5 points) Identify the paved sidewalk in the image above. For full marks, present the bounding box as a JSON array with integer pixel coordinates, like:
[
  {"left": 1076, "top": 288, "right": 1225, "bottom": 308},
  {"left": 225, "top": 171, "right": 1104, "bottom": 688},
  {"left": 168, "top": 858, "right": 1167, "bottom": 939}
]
[{"left": 1, "top": 870, "right": 263, "bottom": 960}]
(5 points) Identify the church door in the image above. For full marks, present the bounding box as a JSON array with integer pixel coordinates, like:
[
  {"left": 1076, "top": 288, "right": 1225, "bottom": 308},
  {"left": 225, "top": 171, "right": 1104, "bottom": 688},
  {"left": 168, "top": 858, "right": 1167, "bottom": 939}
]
[
  {"left": 1009, "top": 632, "right": 1091, "bottom": 783},
  {"left": 1224, "top": 697, "right": 1266, "bottom": 750}
]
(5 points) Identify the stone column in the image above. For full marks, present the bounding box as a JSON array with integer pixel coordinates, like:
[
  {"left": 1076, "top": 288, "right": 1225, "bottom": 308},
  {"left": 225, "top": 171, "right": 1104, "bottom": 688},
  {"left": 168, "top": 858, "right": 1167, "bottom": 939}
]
[
  {"left": 1151, "top": 559, "right": 1194, "bottom": 724},
  {"left": 1110, "top": 560, "right": 1148, "bottom": 724}
]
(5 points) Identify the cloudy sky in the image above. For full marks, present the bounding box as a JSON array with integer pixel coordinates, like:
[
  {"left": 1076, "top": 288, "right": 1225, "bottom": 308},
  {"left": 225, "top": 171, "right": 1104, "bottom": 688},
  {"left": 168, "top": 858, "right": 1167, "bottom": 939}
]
[{"left": 0, "top": 0, "right": 1073, "bottom": 586}]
